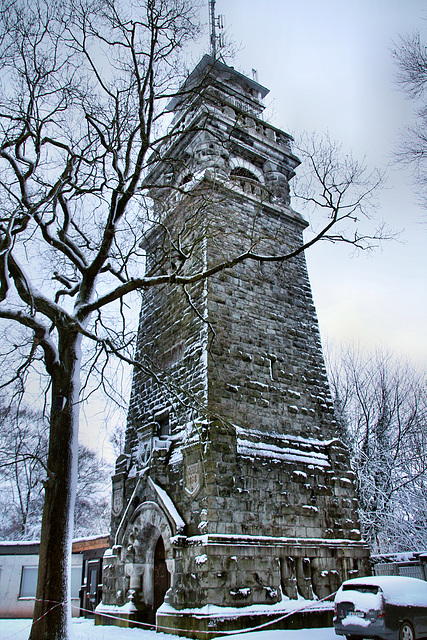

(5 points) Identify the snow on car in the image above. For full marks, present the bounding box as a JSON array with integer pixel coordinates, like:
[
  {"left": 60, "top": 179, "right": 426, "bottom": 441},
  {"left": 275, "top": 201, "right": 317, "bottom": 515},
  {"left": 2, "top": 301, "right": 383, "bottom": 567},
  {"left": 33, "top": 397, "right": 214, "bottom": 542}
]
[{"left": 334, "top": 575, "right": 427, "bottom": 640}]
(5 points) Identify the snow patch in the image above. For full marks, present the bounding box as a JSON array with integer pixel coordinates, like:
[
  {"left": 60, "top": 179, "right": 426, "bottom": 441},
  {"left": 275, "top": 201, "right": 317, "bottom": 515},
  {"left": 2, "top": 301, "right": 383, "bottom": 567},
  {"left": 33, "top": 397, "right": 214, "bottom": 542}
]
[
  {"left": 157, "top": 595, "right": 333, "bottom": 618},
  {"left": 147, "top": 478, "right": 185, "bottom": 533},
  {"left": 341, "top": 614, "right": 371, "bottom": 628},
  {"left": 182, "top": 533, "right": 366, "bottom": 547},
  {"left": 95, "top": 601, "right": 138, "bottom": 615},
  {"left": 230, "top": 588, "right": 251, "bottom": 597},
  {"left": 293, "top": 471, "right": 308, "bottom": 479},
  {"left": 302, "top": 505, "right": 319, "bottom": 513},
  {"left": 238, "top": 438, "right": 330, "bottom": 467}
]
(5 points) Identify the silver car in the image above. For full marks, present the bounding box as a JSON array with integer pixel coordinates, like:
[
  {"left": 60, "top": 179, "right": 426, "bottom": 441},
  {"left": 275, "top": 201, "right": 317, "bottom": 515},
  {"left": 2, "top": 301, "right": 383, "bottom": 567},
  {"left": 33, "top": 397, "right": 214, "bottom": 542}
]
[{"left": 334, "top": 575, "right": 427, "bottom": 640}]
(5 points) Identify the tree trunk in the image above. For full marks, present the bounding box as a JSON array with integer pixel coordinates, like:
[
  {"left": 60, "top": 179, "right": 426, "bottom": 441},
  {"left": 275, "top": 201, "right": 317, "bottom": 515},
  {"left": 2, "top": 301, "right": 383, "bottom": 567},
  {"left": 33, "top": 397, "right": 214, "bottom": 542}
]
[{"left": 30, "top": 331, "right": 82, "bottom": 640}]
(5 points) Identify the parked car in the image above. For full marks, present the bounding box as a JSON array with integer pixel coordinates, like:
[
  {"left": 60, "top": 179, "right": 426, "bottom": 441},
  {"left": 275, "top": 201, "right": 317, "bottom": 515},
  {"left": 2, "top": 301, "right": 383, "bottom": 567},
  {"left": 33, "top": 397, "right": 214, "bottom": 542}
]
[{"left": 334, "top": 575, "right": 427, "bottom": 640}]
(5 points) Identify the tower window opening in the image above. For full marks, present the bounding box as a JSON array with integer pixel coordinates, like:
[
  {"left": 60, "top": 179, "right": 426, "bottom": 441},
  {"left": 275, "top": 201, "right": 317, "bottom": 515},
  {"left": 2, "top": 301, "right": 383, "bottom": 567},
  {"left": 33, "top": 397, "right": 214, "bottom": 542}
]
[
  {"left": 230, "top": 167, "right": 259, "bottom": 181},
  {"left": 268, "top": 356, "right": 278, "bottom": 381},
  {"left": 230, "top": 167, "right": 261, "bottom": 193},
  {"left": 155, "top": 411, "right": 170, "bottom": 438}
]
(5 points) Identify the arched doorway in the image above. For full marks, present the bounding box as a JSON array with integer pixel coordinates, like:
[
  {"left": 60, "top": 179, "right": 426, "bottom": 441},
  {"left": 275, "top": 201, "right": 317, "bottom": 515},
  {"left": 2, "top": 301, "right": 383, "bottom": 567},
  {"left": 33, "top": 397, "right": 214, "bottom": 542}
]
[
  {"left": 120, "top": 500, "right": 176, "bottom": 622},
  {"left": 153, "top": 536, "right": 170, "bottom": 612}
]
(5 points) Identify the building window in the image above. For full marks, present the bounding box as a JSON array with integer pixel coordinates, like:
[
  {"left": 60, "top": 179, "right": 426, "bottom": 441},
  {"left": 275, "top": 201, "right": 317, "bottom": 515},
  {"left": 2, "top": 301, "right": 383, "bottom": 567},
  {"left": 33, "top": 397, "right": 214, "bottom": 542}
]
[
  {"left": 71, "top": 566, "right": 81, "bottom": 599},
  {"left": 19, "top": 566, "right": 81, "bottom": 598},
  {"left": 19, "top": 567, "right": 38, "bottom": 598}
]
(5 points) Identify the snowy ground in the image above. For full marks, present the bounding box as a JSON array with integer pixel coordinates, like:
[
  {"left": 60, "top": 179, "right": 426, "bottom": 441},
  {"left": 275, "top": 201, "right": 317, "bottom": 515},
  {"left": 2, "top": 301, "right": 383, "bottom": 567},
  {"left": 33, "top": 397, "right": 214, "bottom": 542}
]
[{"left": 0, "top": 618, "right": 338, "bottom": 640}]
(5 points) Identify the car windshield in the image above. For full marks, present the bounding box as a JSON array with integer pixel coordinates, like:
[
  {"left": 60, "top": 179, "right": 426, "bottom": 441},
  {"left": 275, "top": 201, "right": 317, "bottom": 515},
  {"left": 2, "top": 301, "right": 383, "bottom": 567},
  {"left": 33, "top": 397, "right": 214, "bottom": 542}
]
[{"left": 342, "top": 584, "right": 381, "bottom": 595}]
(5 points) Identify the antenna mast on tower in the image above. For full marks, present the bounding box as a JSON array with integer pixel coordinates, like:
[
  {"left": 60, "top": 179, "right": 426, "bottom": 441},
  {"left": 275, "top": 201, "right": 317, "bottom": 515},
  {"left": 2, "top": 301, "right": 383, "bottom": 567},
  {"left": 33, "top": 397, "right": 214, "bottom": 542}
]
[{"left": 209, "top": 0, "right": 224, "bottom": 59}]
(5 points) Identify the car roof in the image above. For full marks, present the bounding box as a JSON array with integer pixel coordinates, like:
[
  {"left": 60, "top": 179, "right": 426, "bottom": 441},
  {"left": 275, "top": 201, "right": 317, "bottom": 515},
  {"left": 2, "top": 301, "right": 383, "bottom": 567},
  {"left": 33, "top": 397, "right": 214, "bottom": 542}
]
[{"left": 338, "top": 576, "right": 427, "bottom": 606}]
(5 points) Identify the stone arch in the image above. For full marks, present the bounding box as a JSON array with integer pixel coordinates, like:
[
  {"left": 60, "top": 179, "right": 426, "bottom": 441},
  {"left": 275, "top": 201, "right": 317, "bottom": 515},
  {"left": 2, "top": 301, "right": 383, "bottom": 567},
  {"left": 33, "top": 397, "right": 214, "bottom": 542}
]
[
  {"left": 229, "top": 157, "right": 264, "bottom": 183},
  {"left": 230, "top": 167, "right": 259, "bottom": 181},
  {"left": 121, "top": 501, "right": 175, "bottom": 614}
]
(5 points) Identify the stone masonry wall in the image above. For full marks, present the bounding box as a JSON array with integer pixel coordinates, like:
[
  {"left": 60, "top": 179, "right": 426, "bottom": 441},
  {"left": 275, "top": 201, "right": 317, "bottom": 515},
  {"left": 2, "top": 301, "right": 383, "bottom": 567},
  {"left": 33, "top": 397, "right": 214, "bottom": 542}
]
[
  {"left": 206, "top": 194, "right": 335, "bottom": 440},
  {"left": 108, "top": 417, "right": 366, "bottom": 611},
  {"left": 125, "top": 278, "right": 207, "bottom": 457},
  {"left": 118, "top": 166, "right": 361, "bottom": 549}
]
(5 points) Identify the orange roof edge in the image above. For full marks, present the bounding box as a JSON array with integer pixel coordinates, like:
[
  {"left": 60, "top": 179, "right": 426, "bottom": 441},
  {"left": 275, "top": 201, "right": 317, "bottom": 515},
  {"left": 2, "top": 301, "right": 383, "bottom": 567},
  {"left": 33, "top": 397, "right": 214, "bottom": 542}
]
[{"left": 72, "top": 534, "right": 110, "bottom": 553}]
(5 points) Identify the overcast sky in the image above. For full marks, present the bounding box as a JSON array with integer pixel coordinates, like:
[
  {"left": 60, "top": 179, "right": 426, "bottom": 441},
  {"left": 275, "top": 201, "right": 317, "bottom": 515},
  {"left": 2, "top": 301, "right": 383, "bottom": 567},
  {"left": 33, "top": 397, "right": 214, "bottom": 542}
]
[{"left": 198, "top": 0, "right": 427, "bottom": 367}]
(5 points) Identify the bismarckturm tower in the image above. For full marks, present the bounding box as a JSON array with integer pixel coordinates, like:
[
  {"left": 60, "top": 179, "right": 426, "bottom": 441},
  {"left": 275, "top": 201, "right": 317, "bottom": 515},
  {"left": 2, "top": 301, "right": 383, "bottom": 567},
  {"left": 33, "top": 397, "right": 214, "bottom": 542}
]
[{"left": 97, "top": 53, "right": 370, "bottom": 636}]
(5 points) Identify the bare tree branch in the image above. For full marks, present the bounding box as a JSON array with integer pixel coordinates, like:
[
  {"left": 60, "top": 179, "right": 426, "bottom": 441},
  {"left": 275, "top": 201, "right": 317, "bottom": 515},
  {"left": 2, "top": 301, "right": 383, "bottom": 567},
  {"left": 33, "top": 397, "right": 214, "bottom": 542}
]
[{"left": 327, "top": 345, "right": 427, "bottom": 553}]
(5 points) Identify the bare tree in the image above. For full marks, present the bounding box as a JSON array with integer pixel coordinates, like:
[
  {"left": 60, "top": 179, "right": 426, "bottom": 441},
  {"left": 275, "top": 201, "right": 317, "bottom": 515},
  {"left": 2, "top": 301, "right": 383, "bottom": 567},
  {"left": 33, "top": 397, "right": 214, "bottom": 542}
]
[
  {"left": 393, "top": 33, "right": 427, "bottom": 207},
  {"left": 328, "top": 346, "right": 427, "bottom": 553},
  {"left": 73, "top": 444, "right": 111, "bottom": 538},
  {"left": 293, "top": 134, "right": 386, "bottom": 249},
  {"left": 0, "top": 1, "right": 387, "bottom": 638},
  {"left": 0, "top": 405, "right": 47, "bottom": 539},
  {"left": 0, "top": 404, "right": 111, "bottom": 540}
]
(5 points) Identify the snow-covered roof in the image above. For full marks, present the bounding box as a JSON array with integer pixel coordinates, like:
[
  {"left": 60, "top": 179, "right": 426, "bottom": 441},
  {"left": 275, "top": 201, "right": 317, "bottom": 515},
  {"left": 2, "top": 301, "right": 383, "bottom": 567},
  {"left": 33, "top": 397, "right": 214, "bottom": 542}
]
[
  {"left": 0, "top": 540, "right": 39, "bottom": 546},
  {"left": 0, "top": 541, "right": 40, "bottom": 555},
  {"left": 0, "top": 534, "right": 110, "bottom": 555},
  {"left": 371, "top": 551, "right": 425, "bottom": 564},
  {"left": 72, "top": 534, "right": 109, "bottom": 543}
]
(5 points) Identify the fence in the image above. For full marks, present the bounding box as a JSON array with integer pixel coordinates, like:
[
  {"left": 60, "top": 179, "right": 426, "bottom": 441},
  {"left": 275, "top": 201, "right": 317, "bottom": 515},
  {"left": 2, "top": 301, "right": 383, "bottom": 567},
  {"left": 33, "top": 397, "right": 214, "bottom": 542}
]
[{"left": 373, "top": 552, "right": 427, "bottom": 581}]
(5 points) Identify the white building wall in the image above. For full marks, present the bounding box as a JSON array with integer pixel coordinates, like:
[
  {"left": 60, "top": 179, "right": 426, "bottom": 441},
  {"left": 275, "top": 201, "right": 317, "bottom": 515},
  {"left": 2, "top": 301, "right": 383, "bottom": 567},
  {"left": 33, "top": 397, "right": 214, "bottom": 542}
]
[{"left": 0, "top": 552, "right": 82, "bottom": 618}]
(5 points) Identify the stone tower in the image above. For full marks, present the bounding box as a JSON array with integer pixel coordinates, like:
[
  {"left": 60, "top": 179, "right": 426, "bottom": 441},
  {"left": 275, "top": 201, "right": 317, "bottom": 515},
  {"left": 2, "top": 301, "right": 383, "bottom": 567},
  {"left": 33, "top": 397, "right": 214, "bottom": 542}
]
[{"left": 98, "top": 55, "right": 370, "bottom": 635}]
